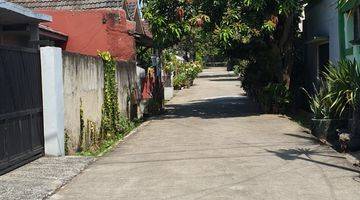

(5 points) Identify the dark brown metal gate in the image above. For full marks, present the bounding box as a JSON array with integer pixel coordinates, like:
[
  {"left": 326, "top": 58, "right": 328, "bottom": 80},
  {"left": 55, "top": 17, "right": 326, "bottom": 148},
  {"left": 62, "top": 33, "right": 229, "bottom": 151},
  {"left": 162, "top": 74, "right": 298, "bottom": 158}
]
[{"left": 0, "top": 45, "right": 44, "bottom": 175}]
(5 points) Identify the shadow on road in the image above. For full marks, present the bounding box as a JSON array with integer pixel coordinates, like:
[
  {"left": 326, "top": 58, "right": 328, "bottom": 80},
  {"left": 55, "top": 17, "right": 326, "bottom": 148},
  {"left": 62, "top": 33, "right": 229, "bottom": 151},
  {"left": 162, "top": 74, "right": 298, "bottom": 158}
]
[
  {"left": 163, "top": 96, "right": 261, "bottom": 119},
  {"left": 284, "top": 133, "right": 318, "bottom": 143},
  {"left": 266, "top": 148, "right": 360, "bottom": 173},
  {"left": 198, "top": 74, "right": 235, "bottom": 79},
  {"left": 209, "top": 78, "right": 240, "bottom": 82}
]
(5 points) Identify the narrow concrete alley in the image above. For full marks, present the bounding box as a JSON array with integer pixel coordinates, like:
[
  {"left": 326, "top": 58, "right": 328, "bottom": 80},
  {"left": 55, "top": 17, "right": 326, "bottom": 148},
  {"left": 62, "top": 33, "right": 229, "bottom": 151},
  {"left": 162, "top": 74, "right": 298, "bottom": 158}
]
[{"left": 50, "top": 67, "right": 360, "bottom": 200}]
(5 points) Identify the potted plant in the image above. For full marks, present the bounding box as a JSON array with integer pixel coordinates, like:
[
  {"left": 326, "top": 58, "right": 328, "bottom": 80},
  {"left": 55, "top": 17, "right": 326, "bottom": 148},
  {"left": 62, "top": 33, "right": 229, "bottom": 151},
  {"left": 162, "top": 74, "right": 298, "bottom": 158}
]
[
  {"left": 325, "top": 60, "right": 360, "bottom": 150},
  {"left": 304, "top": 80, "right": 348, "bottom": 141}
]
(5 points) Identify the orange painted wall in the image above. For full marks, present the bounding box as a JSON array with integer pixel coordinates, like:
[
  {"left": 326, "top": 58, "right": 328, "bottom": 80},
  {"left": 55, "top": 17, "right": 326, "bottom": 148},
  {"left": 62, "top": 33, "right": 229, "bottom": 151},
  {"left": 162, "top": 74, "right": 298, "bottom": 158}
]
[{"left": 38, "top": 9, "right": 136, "bottom": 61}]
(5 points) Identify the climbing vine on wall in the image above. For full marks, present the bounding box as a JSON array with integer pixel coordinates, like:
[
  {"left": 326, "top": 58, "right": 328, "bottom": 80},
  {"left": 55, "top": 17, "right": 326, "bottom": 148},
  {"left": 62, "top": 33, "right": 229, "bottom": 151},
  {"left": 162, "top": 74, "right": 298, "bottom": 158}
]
[
  {"left": 79, "top": 98, "right": 85, "bottom": 151},
  {"left": 99, "top": 51, "right": 121, "bottom": 139}
]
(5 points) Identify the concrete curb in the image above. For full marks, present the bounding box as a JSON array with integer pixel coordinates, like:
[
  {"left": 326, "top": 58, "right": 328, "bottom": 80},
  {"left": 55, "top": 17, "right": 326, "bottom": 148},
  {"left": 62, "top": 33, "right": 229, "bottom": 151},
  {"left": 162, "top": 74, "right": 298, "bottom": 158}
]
[
  {"left": 46, "top": 92, "right": 181, "bottom": 199},
  {"left": 124, "top": 120, "right": 152, "bottom": 140},
  {"left": 346, "top": 152, "right": 360, "bottom": 167},
  {"left": 46, "top": 119, "right": 154, "bottom": 199},
  {"left": 43, "top": 157, "right": 95, "bottom": 200},
  {"left": 286, "top": 115, "right": 360, "bottom": 169},
  {"left": 96, "top": 119, "right": 153, "bottom": 158}
]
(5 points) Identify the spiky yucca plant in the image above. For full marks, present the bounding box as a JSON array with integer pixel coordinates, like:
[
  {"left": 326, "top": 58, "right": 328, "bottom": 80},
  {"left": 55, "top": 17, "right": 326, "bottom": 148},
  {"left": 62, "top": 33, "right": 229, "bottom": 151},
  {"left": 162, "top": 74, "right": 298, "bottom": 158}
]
[
  {"left": 324, "top": 60, "right": 360, "bottom": 136},
  {"left": 325, "top": 60, "right": 360, "bottom": 115},
  {"left": 303, "top": 80, "right": 337, "bottom": 119},
  {"left": 338, "top": 0, "right": 358, "bottom": 9}
]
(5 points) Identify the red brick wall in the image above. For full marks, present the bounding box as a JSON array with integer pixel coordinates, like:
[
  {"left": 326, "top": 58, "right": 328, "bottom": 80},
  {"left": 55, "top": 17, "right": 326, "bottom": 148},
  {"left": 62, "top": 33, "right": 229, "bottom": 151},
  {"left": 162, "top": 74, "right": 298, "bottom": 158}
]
[{"left": 38, "top": 9, "right": 136, "bottom": 61}]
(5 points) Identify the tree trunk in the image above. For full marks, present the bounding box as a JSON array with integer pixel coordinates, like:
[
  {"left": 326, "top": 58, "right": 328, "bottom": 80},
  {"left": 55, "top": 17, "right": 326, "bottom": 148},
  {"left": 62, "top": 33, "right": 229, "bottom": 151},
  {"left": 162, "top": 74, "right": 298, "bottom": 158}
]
[{"left": 278, "top": 14, "right": 295, "bottom": 87}]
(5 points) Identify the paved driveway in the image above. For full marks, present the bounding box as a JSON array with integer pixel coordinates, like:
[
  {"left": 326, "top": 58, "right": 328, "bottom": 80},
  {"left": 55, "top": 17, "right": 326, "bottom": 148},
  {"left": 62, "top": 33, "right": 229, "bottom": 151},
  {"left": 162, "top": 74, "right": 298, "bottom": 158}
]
[{"left": 51, "top": 67, "right": 360, "bottom": 200}]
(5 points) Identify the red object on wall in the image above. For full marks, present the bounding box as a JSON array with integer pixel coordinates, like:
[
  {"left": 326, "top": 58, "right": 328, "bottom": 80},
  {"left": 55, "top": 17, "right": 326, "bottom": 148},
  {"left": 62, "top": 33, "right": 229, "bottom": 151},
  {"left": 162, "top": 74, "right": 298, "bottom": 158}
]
[
  {"left": 38, "top": 9, "right": 136, "bottom": 61},
  {"left": 141, "top": 68, "right": 155, "bottom": 99}
]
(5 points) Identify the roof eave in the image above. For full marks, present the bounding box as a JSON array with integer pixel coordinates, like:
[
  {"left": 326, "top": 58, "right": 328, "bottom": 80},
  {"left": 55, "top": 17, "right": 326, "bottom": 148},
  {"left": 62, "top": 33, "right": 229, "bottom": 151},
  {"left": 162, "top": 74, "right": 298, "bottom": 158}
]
[{"left": 0, "top": 0, "right": 52, "bottom": 23}]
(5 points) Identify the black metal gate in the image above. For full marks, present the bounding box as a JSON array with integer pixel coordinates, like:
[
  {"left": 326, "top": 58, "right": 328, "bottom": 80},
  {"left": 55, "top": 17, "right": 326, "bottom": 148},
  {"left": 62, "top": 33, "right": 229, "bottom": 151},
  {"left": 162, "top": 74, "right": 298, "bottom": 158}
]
[{"left": 0, "top": 45, "right": 44, "bottom": 175}]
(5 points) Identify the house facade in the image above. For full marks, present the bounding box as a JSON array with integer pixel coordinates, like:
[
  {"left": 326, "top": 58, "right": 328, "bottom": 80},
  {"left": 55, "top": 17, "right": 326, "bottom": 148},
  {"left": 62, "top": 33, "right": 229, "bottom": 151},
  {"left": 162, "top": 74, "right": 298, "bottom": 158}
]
[
  {"left": 7, "top": 0, "right": 148, "bottom": 61},
  {"left": 39, "top": 9, "right": 136, "bottom": 61},
  {"left": 339, "top": 1, "right": 360, "bottom": 62},
  {"left": 305, "top": 0, "right": 360, "bottom": 69},
  {"left": 0, "top": 0, "right": 51, "bottom": 48},
  {"left": 304, "top": 0, "right": 341, "bottom": 85}
]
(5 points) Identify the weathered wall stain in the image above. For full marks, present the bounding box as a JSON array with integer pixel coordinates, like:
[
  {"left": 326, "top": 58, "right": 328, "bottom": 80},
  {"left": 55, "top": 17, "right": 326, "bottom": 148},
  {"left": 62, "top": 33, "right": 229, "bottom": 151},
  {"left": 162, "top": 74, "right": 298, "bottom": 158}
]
[{"left": 62, "top": 52, "right": 138, "bottom": 154}]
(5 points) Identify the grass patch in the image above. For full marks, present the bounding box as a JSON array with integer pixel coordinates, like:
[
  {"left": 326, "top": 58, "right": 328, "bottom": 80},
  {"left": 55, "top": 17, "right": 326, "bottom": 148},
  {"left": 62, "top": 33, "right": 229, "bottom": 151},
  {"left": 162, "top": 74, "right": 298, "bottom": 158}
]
[{"left": 77, "top": 119, "right": 143, "bottom": 157}]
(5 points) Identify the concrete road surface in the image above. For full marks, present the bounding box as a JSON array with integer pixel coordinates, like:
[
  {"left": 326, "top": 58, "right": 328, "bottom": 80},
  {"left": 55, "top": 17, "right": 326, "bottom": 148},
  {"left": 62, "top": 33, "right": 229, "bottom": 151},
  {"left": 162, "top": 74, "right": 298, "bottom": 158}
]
[{"left": 50, "top": 67, "right": 360, "bottom": 200}]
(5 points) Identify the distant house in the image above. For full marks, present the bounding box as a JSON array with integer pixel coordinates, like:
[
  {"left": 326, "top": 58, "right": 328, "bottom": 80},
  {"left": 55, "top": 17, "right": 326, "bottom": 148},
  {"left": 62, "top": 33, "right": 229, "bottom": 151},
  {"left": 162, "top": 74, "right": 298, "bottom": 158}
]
[
  {"left": 0, "top": 0, "right": 51, "bottom": 48},
  {"left": 304, "top": 0, "right": 340, "bottom": 85},
  {"left": 125, "top": 0, "right": 153, "bottom": 48},
  {"left": 8, "top": 0, "right": 152, "bottom": 61}
]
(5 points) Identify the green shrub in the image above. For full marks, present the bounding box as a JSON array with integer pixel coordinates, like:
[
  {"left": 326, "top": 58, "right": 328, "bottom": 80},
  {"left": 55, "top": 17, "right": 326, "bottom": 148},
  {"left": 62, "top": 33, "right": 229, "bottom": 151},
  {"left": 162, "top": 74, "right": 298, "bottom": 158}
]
[
  {"left": 233, "top": 60, "right": 249, "bottom": 79},
  {"left": 163, "top": 54, "right": 181, "bottom": 73},
  {"left": 233, "top": 65, "right": 241, "bottom": 76},
  {"left": 259, "top": 83, "right": 291, "bottom": 114},
  {"left": 195, "top": 51, "right": 205, "bottom": 66},
  {"left": 184, "top": 62, "right": 203, "bottom": 81},
  {"left": 164, "top": 53, "right": 203, "bottom": 90},
  {"left": 242, "top": 61, "right": 276, "bottom": 98},
  {"left": 324, "top": 60, "right": 360, "bottom": 115},
  {"left": 303, "top": 81, "right": 337, "bottom": 119},
  {"left": 303, "top": 60, "right": 360, "bottom": 121},
  {"left": 322, "top": 60, "right": 360, "bottom": 135},
  {"left": 174, "top": 72, "right": 188, "bottom": 89},
  {"left": 119, "top": 116, "right": 136, "bottom": 133}
]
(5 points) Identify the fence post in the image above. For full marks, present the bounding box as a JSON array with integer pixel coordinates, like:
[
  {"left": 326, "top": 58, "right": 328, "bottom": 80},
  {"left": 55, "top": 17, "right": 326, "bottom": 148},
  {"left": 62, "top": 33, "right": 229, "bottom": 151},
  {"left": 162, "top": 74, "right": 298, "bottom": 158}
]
[{"left": 40, "top": 47, "right": 65, "bottom": 156}]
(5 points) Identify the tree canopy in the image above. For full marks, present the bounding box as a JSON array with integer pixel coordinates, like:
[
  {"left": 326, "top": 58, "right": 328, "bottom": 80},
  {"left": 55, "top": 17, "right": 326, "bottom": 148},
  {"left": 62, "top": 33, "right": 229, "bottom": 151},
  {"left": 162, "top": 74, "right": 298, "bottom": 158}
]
[
  {"left": 143, "top": 0, "right": 307, "bottom": 86},
  {"left": 143, "top": 0, "right": 305, "bottom": 48}
]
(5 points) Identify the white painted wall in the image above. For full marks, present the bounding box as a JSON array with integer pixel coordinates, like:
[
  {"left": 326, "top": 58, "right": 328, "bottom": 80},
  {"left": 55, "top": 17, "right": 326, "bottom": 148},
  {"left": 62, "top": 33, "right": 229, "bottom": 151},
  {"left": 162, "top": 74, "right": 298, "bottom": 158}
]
[
  {"left": 62, "top": 53, "right": 139, "bottom": 154},
  {"left": 164, "top": 87, "right": 174, "bottom": 101},
  {"left": 40, "top": 47, "right": 65, "bottom": 156},
  {"left": 137, "top": 66, "right": 146, "bottom": 118},
  {"left": 305, "top": 0, "right": 340, "bottom": 62},
  {"left": 62, "top": 52, "right": 104, "bottom": 154},
  {"left": 164, "top": 72, "right": 174, "bottom": 101}
]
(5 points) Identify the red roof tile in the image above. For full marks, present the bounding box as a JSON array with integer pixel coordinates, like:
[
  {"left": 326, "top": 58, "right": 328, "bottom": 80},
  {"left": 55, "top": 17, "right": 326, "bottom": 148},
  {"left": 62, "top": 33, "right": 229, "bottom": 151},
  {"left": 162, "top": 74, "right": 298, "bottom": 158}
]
[{"left": 6, "top": 0, "right": 124, "bottom": 10}]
